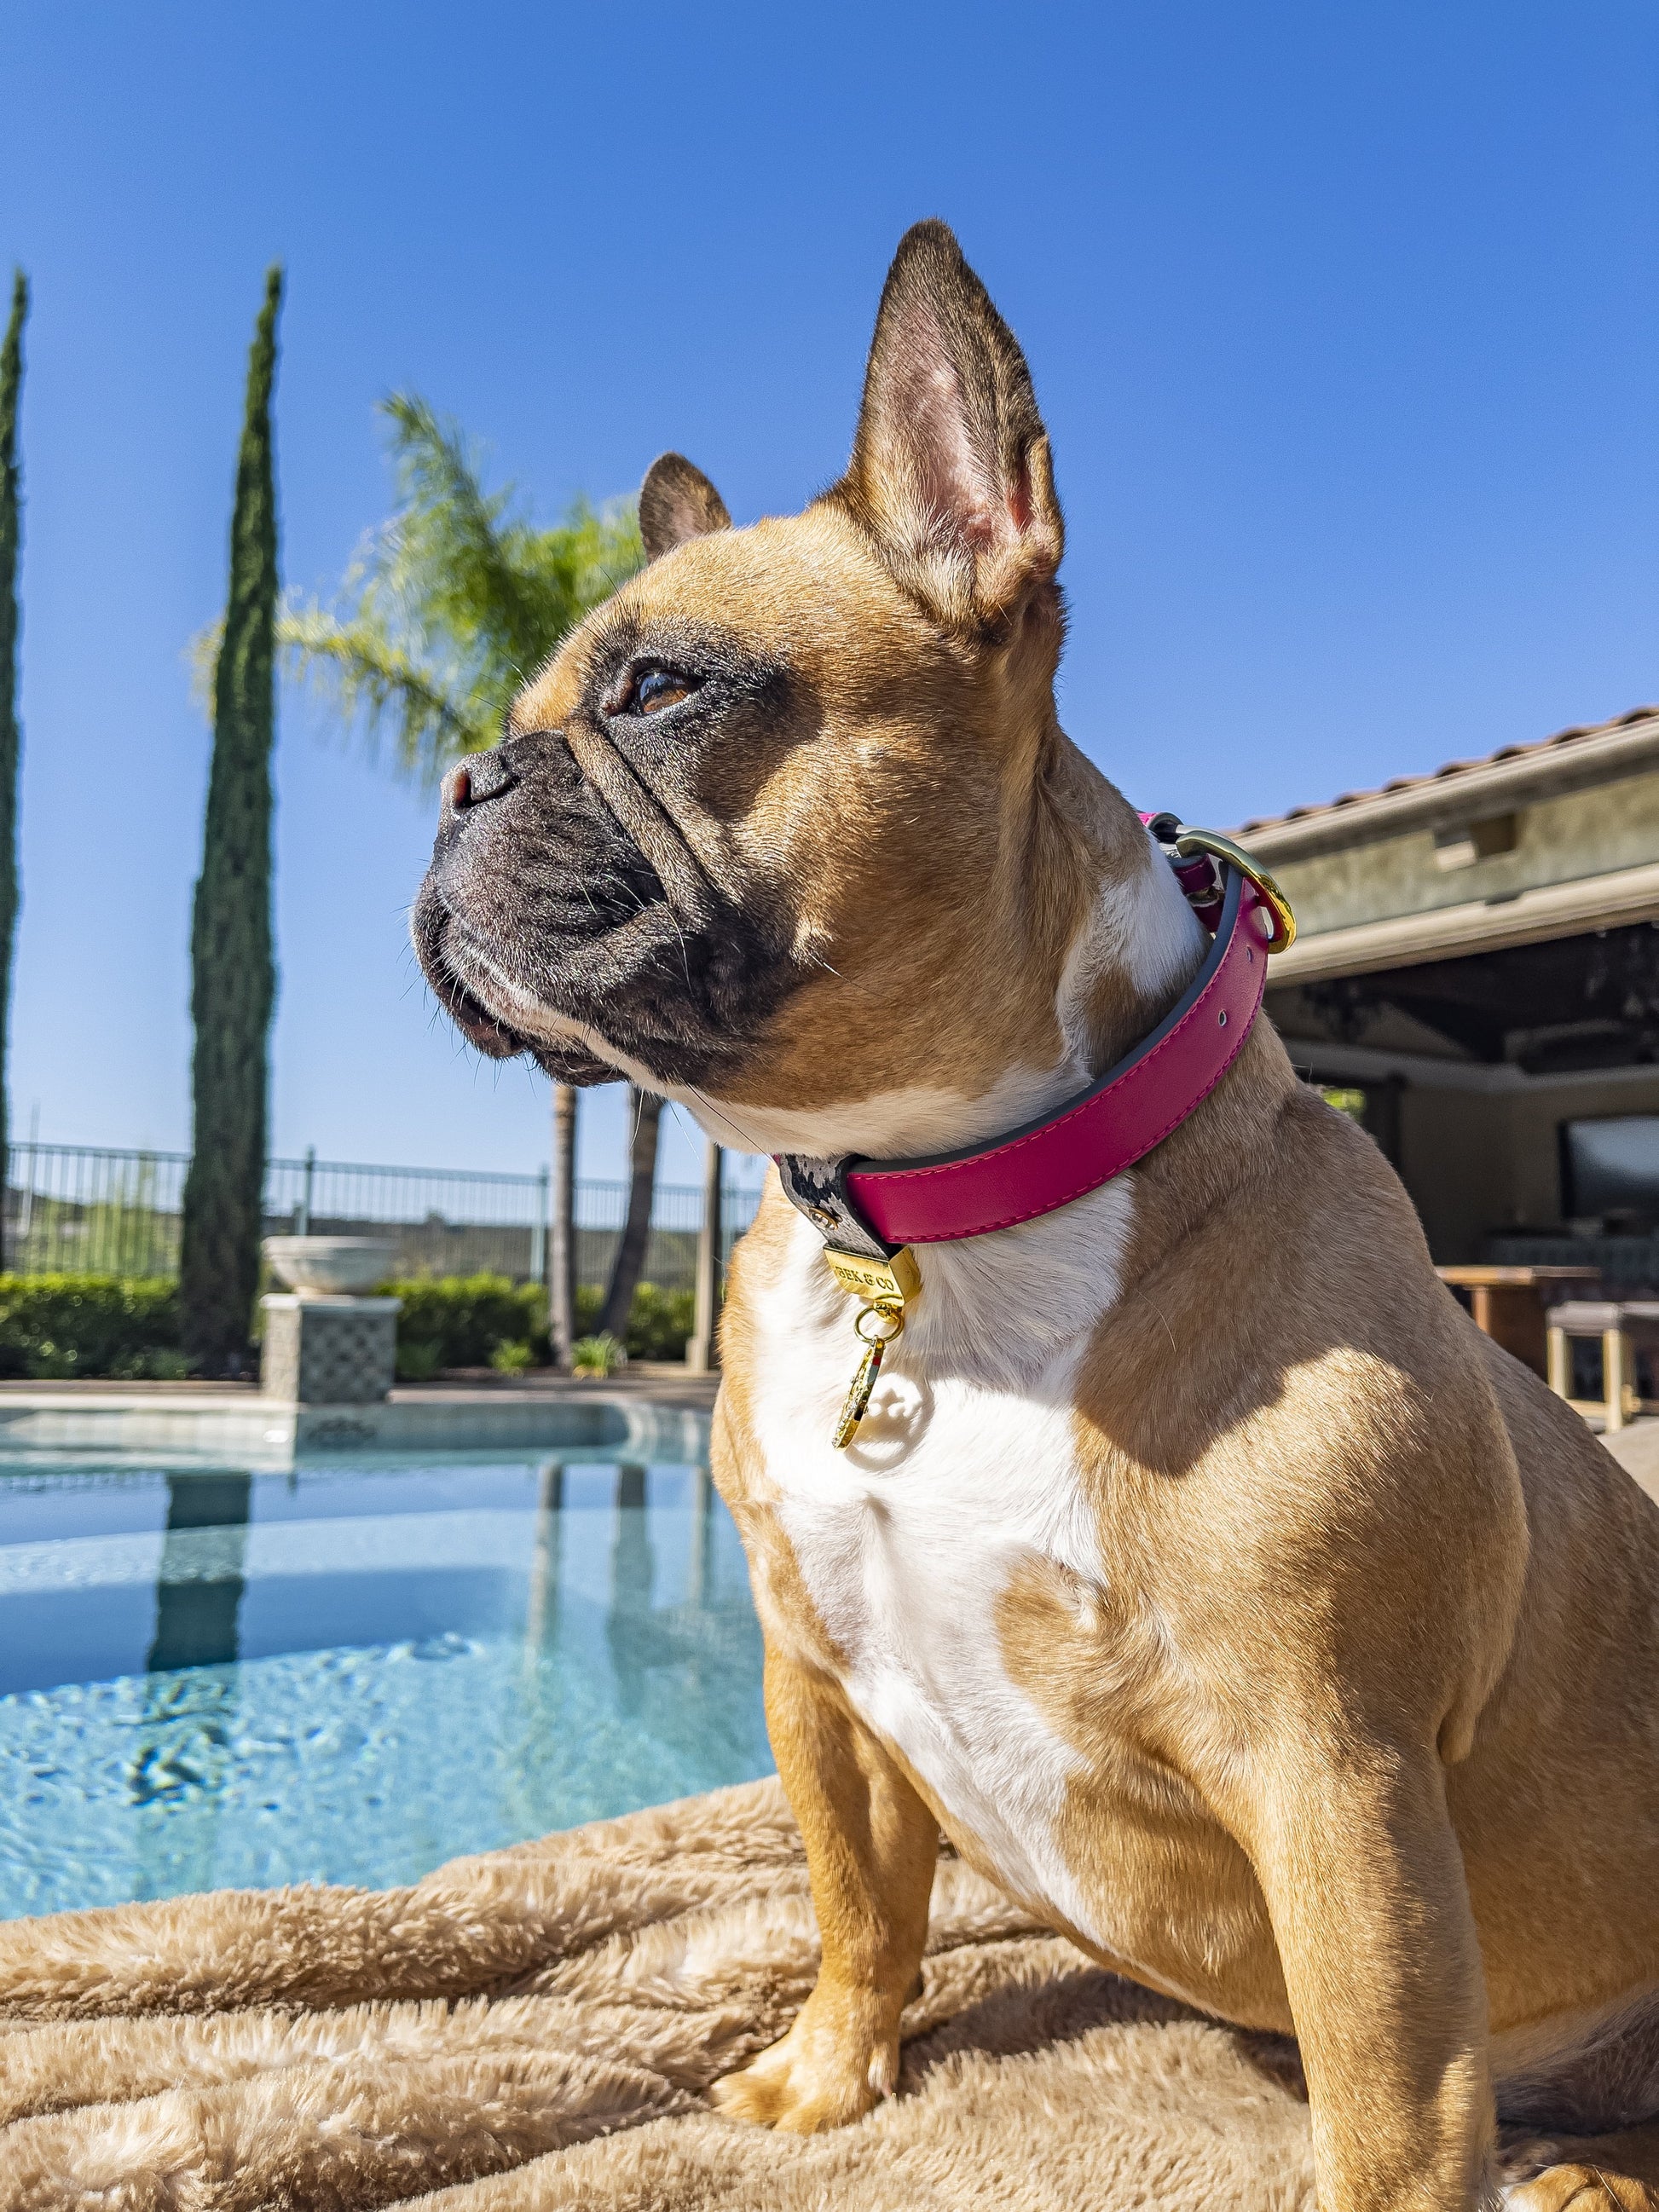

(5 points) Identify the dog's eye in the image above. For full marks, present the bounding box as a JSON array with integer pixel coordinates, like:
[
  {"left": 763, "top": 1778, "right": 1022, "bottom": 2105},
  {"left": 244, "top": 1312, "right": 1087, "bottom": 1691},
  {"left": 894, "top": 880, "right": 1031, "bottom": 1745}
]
[{"left": 635, "top": 669, "right": 695, "bottom": 716}]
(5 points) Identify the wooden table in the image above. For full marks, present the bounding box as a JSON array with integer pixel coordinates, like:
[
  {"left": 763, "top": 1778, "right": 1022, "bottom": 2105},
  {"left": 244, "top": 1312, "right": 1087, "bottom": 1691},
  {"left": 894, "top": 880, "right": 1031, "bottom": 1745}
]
[{"left": 1434, "top": 1266, "right": 1598, "bottom": 1378}]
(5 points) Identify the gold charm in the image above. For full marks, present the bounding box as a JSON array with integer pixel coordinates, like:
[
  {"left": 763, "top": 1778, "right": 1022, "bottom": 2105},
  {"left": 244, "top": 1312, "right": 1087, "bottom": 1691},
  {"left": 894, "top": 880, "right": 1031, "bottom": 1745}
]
[
  {"left": 821, "top": 1245, "right": 921, "bottom": 1450},
  {"left": 832, "top": 1301, "right": 905, "bottom": 1449}
]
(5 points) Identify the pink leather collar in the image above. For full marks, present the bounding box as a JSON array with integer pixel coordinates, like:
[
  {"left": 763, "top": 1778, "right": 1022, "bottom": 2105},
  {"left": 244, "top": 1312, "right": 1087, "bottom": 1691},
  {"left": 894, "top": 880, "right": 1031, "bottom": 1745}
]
[{"left": 776, "top": 830, "right": 1277, "bottom": 1262}]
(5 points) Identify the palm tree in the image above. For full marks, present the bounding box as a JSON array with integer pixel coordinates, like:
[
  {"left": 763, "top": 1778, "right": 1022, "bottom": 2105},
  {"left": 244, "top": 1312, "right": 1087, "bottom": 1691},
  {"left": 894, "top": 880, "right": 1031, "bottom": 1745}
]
[
  {"left": 280, "top": 395, "right": 641, "bottom": 780},
  {"left": 549, "top": 1076, "right": 578, "bottom": 1368},
  {"left": 280, "top": 396, "right": 644, "bottom": 1361},
  {"left": 598, "top": 1087, "right": 663, "bottom": 1343}
]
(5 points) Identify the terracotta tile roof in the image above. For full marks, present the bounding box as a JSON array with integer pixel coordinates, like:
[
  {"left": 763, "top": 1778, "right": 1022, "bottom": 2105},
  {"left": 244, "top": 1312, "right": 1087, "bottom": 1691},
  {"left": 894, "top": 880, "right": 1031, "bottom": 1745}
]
[{"left": 1237, "top": 704, "right": 1659, "bottom": 835}]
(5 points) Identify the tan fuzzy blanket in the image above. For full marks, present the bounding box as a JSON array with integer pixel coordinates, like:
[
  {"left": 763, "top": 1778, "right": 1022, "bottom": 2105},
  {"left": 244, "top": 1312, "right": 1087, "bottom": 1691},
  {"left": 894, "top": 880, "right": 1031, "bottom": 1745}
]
[{"left": 3, "top": 1774, "right": 1630, "bottom": 2212}]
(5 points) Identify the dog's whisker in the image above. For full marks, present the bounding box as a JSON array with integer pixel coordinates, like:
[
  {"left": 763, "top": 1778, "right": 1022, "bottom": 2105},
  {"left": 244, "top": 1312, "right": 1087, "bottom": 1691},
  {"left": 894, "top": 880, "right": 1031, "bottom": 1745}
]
[{"left": 685, "top": 1084, "right": 767, "bottom": 1158}]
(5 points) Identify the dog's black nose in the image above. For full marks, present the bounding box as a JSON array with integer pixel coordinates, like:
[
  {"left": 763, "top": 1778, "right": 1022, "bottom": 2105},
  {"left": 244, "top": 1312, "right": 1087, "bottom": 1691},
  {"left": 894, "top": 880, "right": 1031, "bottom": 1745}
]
[{"left": 444, "top": 744, "right": 517, "bottom": 817}]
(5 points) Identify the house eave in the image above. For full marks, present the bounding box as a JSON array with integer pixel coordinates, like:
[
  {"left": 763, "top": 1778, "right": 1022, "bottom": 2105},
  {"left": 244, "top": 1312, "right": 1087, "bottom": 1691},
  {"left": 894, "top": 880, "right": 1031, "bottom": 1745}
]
[
  {"left": 1236, "top": 712, "right": 1659, "bottom": 868},
  {"left": 1265, "top": 855, "right": 1659, "bottom": 985}
]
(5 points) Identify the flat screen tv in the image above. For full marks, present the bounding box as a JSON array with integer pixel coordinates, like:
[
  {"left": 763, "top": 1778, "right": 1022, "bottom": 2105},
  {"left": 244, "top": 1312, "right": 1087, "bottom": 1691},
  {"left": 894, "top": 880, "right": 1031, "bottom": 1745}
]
[{"left": 1561, "top": 1117, "right": 1659, "bottom": 1227}]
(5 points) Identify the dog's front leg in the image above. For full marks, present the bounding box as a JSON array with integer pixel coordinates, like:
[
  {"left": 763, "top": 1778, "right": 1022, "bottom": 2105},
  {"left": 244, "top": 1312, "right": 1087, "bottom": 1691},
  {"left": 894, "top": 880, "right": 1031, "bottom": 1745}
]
[
  {"left": 709, "top": 1643, "right": 938, "bottom": 2132},
  {"left": 1246, "top": 1737, "right": 1498, "bottom": 2211}
]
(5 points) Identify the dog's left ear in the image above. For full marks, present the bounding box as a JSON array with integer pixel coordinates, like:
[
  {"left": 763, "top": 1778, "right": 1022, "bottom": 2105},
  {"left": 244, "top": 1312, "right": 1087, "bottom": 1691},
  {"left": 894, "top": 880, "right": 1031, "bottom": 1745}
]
[
  {"left": 837, "top": 220, "right": 1063, "bottom": 629},
  {"left": 639, "top": 453, "right": 732, "bottom": 561}
]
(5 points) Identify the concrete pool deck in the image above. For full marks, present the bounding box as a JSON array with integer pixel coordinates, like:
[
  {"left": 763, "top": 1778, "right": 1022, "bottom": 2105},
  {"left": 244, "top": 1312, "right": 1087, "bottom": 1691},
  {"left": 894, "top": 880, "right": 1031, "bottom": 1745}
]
[
  {"left": 1603, "top": 1414, "right": 1659, "bottom": 1506},
  {"left": 0, "top": 1370, "right": 718, "bottom": 1465}
]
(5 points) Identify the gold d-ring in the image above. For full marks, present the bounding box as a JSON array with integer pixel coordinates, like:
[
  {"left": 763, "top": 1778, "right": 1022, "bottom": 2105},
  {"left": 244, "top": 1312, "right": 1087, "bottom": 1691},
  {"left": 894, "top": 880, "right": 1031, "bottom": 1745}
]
[
  {"left": 855, "top": 1302, "right": 905, "bottom": 1347},
  {"left": 1173, "top": 827, "right": 1298, "bottom": 953}
]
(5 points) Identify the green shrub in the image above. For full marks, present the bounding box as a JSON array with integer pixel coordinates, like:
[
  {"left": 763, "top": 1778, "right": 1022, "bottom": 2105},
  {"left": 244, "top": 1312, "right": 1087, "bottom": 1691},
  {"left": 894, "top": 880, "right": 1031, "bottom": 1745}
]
[
  {"left": 134, "top": 1348, "right": 191, "bottom": 1382},
  {"left": 564, "top": 1281, "right": 693, "bottom": 1361},
  {"left": 383, "top": 1273, "right": 696, "bottom": 1374},
  {"left": 0, "top": 1269, "right": 702, "bottom": 1382},
  {"left": 394, "top": 1337, "right": 443, "bottom": 1383},
  {"left": 623, "top": 1282, "right": 695, "bottom": 1361},
  {"left": 572, "top": 1331, "right": 626, "bottom": 1377},
  {"left": 0, "top": 1274, "right": 182, "bottom": 1380},
  {"left": 382, "top": 1273, "right": 548, "bottom": 1371}
]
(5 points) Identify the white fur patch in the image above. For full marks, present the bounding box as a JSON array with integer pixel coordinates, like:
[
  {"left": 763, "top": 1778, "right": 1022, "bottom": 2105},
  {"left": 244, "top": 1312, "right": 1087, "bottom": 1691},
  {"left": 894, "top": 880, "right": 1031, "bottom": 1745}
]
[
  {"left": 1055, "top": 829, "right": 1205, "bottom": 1071},
  {"left": 745, "top": 1198, "right": 1135, "bottom": 1939},
  {"left": 893, "top": 1174, "right": 1138, "bottom": 1389}
]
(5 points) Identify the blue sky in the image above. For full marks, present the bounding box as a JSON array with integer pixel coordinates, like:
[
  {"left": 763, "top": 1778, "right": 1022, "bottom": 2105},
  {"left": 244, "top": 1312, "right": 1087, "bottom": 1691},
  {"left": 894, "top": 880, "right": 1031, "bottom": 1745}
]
[{"left": 2, "top": 2, "right": 1655, "bottom": 1185}]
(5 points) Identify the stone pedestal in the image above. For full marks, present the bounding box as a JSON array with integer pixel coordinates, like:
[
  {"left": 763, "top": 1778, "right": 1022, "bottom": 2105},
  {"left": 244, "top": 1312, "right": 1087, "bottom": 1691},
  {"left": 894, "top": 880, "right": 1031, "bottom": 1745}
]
[{"left": 261, "top": 1295, "right": 402, "bottom": 1405}]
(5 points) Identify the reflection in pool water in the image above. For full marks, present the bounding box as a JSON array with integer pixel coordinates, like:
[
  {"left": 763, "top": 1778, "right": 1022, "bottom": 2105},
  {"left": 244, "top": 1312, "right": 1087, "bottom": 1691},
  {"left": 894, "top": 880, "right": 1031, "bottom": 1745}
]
[{"left": 0, "top": 1447, "right": 770, "bottom": 1919}]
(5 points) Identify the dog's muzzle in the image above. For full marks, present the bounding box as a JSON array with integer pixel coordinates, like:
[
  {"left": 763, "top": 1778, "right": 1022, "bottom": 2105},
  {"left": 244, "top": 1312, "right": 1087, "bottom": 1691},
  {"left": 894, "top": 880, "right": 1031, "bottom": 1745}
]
[{"left": 413, "top": 726, "right": 801, "bottom": 1090}]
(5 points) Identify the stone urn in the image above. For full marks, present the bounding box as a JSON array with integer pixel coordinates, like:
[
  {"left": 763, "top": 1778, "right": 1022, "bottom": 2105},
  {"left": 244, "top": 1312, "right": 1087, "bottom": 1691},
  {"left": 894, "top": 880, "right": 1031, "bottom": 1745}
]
[
  {"left": 263, "top": 1236, "right": 397, "bottom": 1296},
  {"left": 261, "top": 1238, "right": 402, "bottom": 1404}
]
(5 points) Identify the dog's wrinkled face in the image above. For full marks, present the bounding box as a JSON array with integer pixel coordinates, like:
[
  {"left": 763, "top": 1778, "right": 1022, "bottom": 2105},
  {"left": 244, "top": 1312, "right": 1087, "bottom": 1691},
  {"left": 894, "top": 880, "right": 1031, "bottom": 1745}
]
[{"left": 415, "top": 222, "right": 1142, "bottom": 1118}]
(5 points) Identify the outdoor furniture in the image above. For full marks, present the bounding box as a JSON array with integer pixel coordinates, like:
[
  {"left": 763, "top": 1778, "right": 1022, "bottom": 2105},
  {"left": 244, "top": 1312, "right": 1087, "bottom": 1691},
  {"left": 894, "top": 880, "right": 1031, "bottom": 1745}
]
[
  {"left": 1545, "top": 1300, "right": 1659, "bottom": 1434},
  {"left": 1434, "top": 1265, "right": 1598, "bottom": 1380}
]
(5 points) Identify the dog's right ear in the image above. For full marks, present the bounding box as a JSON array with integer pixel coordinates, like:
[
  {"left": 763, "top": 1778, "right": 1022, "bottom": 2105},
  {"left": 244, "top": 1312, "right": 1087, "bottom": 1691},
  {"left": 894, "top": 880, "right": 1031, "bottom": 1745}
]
[
  {"left": 836, "top": 220, "right": 1062, "bottom": 632},
  {"left": 639, "top": 453, "right": 732, "bottom": 562}
]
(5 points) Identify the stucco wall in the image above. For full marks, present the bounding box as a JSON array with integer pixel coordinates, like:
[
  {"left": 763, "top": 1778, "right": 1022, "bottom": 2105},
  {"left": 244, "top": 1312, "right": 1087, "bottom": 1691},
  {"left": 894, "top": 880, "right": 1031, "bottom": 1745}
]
[{"left": 1269, "top": 767, "right": 1659, "bottom": 939}]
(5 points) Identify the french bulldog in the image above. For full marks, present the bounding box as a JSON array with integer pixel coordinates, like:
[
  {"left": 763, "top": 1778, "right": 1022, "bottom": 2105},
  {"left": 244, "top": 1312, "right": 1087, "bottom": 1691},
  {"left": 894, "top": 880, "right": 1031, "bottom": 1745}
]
[{"left": 415, "top": 221, "right": 1659, "bottom": 2211}]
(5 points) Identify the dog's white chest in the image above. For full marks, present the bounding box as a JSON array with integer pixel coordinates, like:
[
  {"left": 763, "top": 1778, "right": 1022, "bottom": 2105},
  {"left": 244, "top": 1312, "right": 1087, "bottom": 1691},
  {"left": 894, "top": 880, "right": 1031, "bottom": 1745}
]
[{"left": 749, "top": 1328, "right": 1105, "bottom": 1940}]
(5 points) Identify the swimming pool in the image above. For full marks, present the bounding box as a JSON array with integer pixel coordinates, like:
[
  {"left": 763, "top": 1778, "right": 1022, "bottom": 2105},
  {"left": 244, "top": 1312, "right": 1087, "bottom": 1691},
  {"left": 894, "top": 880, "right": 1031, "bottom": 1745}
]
[{"left": 0, "top": 1436, "right": 771, "bottom": 1919}]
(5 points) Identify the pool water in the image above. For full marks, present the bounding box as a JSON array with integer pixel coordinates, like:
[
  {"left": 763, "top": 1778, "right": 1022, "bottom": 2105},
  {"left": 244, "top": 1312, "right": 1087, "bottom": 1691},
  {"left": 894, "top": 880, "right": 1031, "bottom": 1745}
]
[{"left": 0, "top": 1443, "right": 772, "bottom": 1919}]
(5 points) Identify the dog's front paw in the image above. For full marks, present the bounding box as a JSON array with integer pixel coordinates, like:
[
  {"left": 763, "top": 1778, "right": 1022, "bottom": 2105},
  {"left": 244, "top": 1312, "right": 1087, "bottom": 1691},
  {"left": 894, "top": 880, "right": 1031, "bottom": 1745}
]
[
  {"left": 1503, "top": 2165, "right": 1659, "bottom": 2209},
  {"left": 709, "top": 1987, "right": 898, "bottom": 2134}
]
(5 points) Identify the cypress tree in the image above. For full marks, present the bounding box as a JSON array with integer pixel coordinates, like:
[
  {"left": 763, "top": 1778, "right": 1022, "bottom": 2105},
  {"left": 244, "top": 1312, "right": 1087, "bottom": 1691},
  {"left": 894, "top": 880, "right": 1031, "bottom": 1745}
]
[
  {"left": 180, "top": 266, "right": 282, "bottom": 1375},
  {"left": 0, "top": 274, "right": 26, "bottom": 1273}
]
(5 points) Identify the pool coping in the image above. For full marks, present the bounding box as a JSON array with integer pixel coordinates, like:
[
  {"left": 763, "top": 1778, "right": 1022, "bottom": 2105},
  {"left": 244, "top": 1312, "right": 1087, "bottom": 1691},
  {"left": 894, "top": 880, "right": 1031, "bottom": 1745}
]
[{"left": 0, "top": 1389, "right": 710, "bottom": 1467}]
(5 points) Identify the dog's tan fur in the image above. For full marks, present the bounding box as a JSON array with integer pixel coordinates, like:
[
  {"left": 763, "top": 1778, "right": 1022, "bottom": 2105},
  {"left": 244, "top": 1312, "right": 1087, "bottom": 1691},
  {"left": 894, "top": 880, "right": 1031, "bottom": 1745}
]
[{"left": 477, "top": 224, "right": 1659, "bottom": 2209}]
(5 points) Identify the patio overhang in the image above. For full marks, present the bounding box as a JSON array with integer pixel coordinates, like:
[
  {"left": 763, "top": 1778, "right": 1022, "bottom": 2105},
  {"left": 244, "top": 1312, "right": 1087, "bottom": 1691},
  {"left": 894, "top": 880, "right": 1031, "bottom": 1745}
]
[
  {"left": 1266, "top": 858, "right": 1659, "bottom": 989},
  {"left": 1240, "top": 706, "right": 1659, "bottom": 1078},
  {"left": 1237, "top": 707, "right": 1659, "bottom": 1263}
]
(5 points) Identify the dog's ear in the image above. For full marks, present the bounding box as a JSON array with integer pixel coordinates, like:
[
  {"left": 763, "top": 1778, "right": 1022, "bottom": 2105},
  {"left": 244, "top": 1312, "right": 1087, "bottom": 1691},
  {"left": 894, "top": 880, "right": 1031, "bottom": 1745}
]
[
  {"left": 639, "top": 453, "right": 732, "bottom": 562},
  {"left": 837, "top": 220, "right": 1062, "bottom": 629}
]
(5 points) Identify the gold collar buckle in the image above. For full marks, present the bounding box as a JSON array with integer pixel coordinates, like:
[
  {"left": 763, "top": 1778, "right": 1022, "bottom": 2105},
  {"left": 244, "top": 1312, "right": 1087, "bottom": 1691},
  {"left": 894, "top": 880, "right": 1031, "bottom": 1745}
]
[{"left": 1171, "top": 826, "right": 1297, "bottom": 953}]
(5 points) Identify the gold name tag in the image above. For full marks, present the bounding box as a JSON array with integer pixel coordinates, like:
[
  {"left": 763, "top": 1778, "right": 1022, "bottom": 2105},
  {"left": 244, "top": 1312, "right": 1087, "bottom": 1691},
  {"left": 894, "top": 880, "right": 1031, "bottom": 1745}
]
[{"left": 822, "top": 1245, "right": 922, "bottom": 1306}]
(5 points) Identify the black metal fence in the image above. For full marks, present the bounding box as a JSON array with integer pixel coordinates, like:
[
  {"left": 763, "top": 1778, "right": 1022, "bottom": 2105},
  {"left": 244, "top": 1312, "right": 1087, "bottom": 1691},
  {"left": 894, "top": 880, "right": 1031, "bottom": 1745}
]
[{"left": 2, "top": 1144, "right": 760, "bottom": 1291}]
